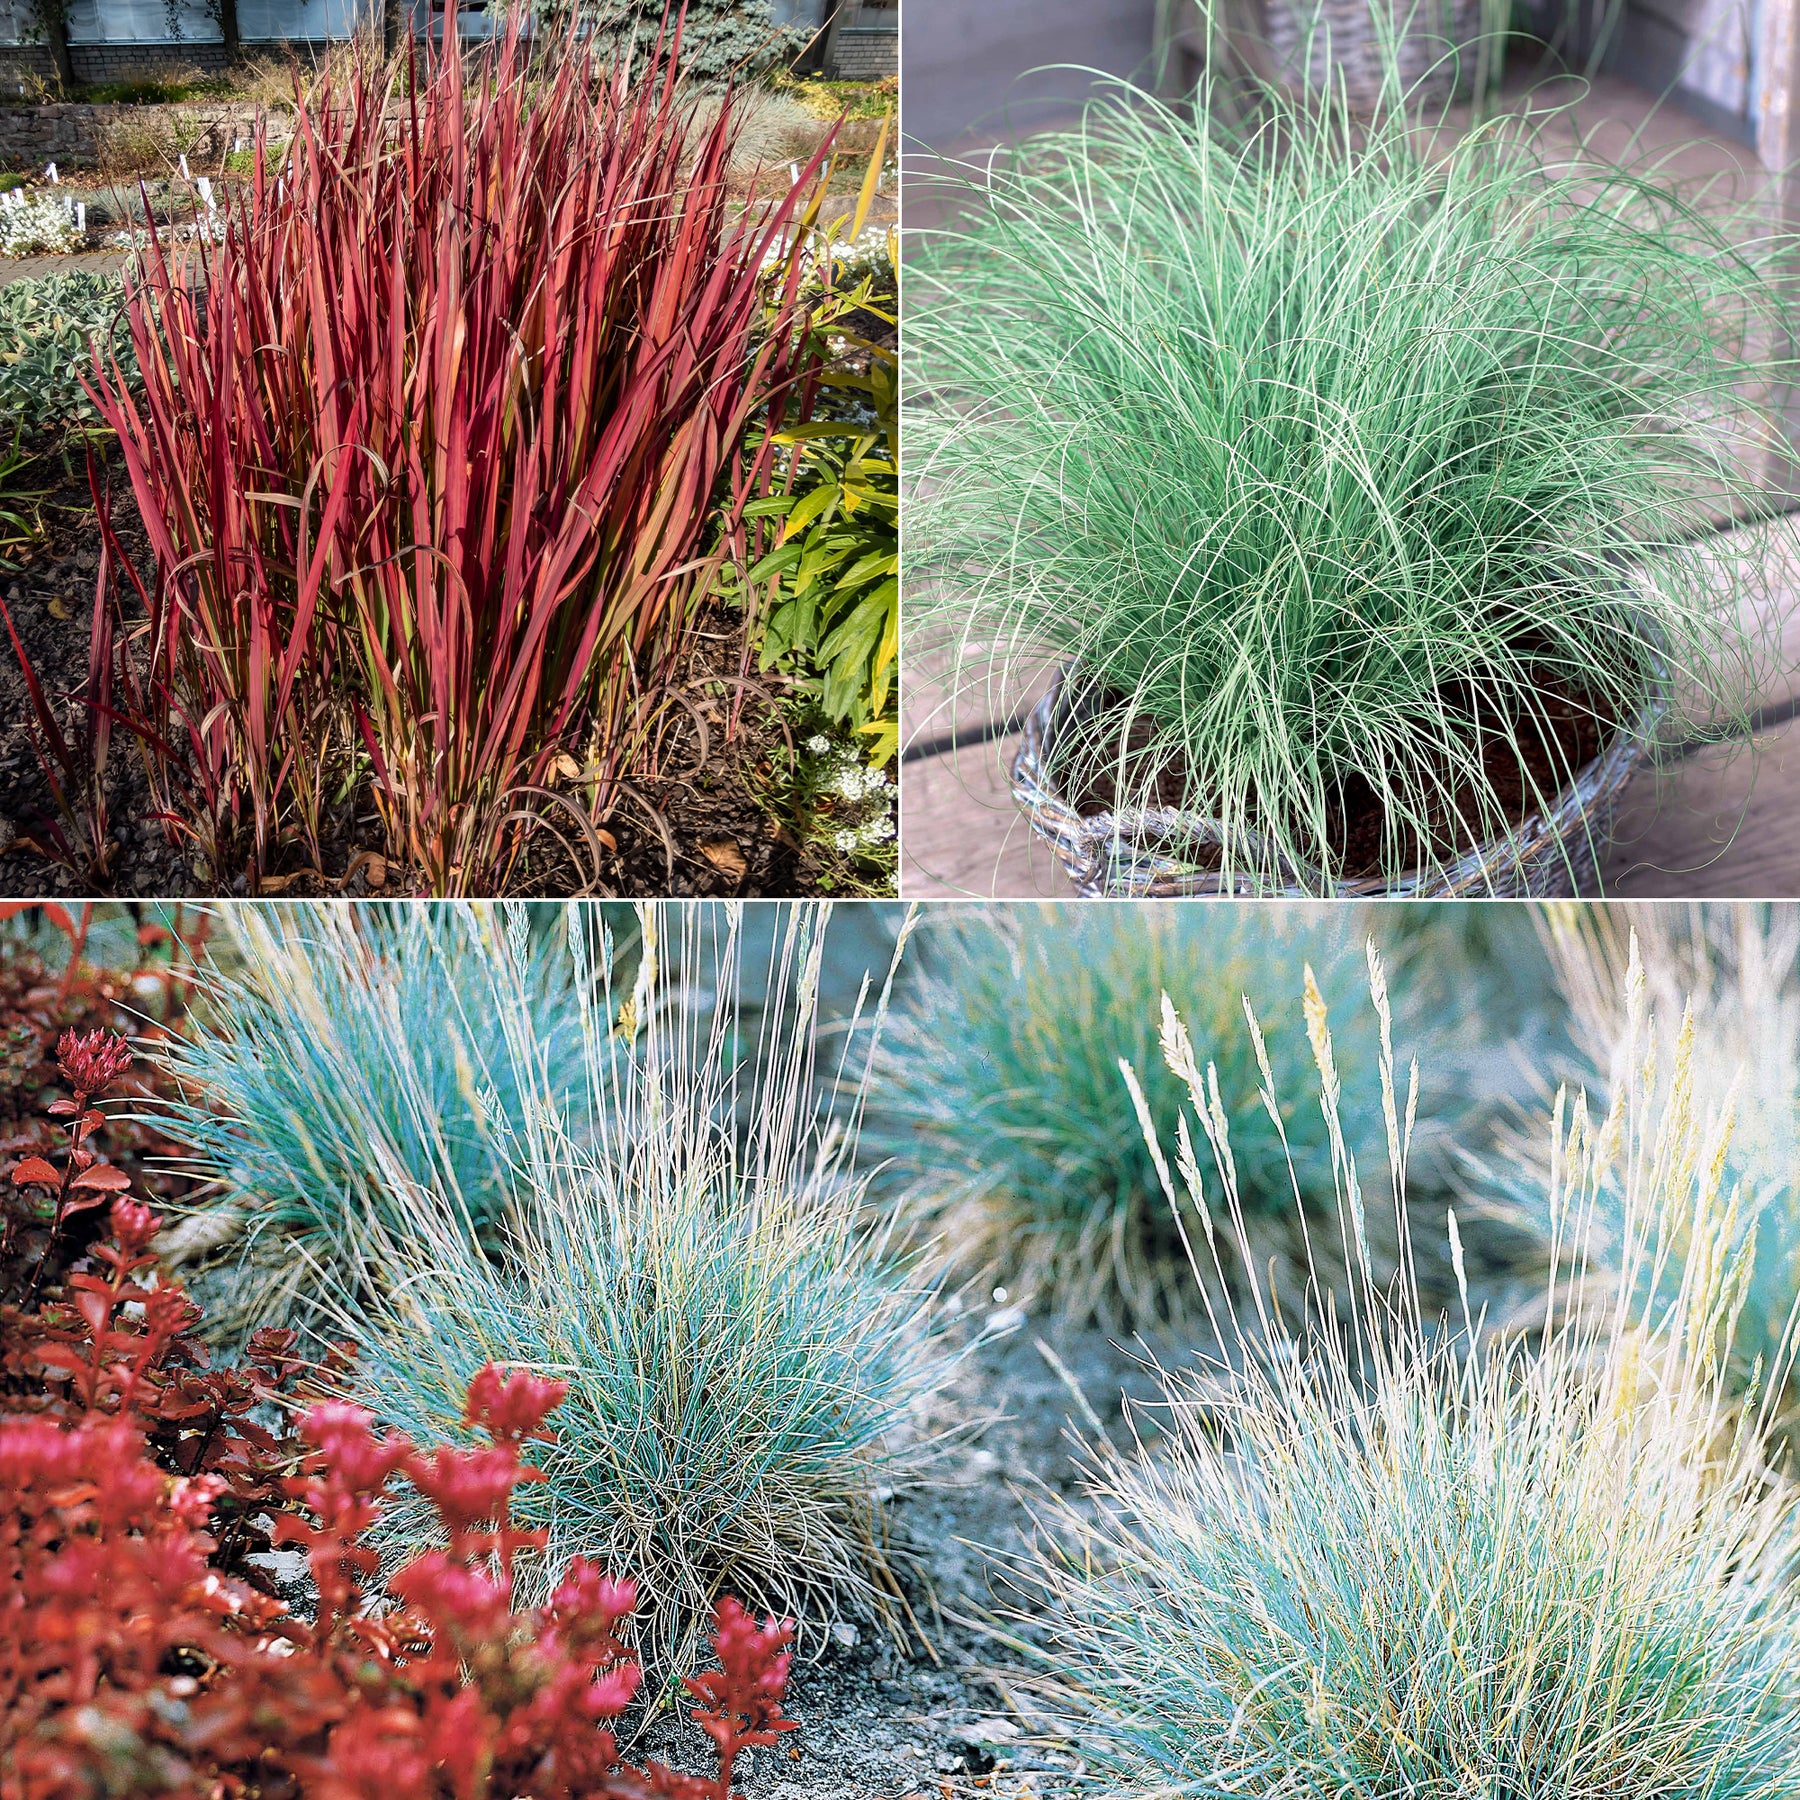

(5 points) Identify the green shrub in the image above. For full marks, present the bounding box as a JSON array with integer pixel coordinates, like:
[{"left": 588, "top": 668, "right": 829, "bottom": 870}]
[
  {"left": 904, "top": 44, "right": 1791, "bottom": 892},
  {"left": 866, "top": 903, "right": 1464, "bottom": 1323},
  {"left": 0, "top": 272, "right": 135, "bottom": 433},
  {"left": 156, "top": 900, "right": 951, "bottom": 1674},
  {"left": 1020, "top": 960, "right": 1800, "bottom": 1797},
  {"left": 727, "top": 206, "right": 899, "bottom": 764}
]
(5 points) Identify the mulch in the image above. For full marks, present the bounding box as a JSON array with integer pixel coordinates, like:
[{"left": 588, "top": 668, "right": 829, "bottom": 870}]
[{"left": 0, "top": 433, "right": 848, "bottom": 900}]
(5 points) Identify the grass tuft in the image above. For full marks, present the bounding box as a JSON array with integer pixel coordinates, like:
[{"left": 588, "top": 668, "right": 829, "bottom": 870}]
[
  {"left": 905, "top": 52, "right": 1793, "bottom": 891},
  {"left": 146, "top": 903, "right": 598, "bottom": 1339},
  {"left": 1012, "top": 943, "right": 1800, "bottom": 1795},
  {"left": 154, "top": 900, "right": 952, "bottom": 1677},
  {"left": 1478, "top": 903, "right": 1800, "bottom": 1431},
  {"left": 865, "top": 903, "right": 1464, "bottom": 1324}
]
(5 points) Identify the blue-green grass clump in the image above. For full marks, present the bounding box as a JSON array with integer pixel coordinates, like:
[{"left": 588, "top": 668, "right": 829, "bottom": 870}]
[
  {"left": 905, "top": 42, "right": 1791, "bottom": 891},
  {"left": 1021, "top": 961, "right": 1800, "bottom": 1797},
  {"left": 147, "top": 902, "right": 601, "bottom": 1335},
  {"left": 161, "top": 900, "right": 952, "bottom": 1674},
  {"left": 1478, "top": 903, "right": 1800, "bottom": 1430},
  {"left": 867, "top": 902, "right": 1462, "bottom": 1323}
]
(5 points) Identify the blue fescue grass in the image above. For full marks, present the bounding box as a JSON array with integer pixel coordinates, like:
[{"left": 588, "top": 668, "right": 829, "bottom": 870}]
[
  {"left": 154, "top": 901, "right": 955, "bottom": 1676},
  {"left": 1006, "top": 944, "right": 1800, "bottom": 1797},
  {"left": 1476, "top": 904, "right": 1800, "bottom": 1432},
  {"left": 146, "top": 903, "right": 596, "bottom": 1333},
  {"left": 865, "top": 903, "right": 1470, "bottom": 1324}
]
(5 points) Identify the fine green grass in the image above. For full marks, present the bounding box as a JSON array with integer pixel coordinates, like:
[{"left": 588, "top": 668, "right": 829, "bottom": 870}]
[
  {"left": 155, "top": 901, "right": 954, "bottom": 1677},
  {"left": 1011, "top": 946, "right": 1800, "bottom": 1795},
  {"left": 905, "top": 52, "right": 1792, "bottom": 892}
]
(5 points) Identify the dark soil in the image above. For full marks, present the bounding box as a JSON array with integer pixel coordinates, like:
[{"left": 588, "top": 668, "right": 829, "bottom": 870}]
[
  {"left": 1069, "top": 663, "right": 1617, "bottom": 881},
  {"left": 0, "top": 435, "right": 867, "bottom": 900}
]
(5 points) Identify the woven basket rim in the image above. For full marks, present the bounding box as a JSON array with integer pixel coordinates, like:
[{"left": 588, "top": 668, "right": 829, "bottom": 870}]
[{"left": 1011, "top": 659, "right": 1661, "bottom": 898}]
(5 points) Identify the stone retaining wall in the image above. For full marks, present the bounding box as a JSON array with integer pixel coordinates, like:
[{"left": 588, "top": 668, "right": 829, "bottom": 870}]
[{"left": 0, "top": 98, "right": 293, "bottom": 170}]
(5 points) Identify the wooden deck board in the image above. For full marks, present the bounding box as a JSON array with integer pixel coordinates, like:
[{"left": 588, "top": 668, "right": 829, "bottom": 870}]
[
  {"left": 901, "top": 731, "right": 1077, "bottom": 897},
  {"left": 1599, "top": 719, "right": 1800, "bottom": 897}
]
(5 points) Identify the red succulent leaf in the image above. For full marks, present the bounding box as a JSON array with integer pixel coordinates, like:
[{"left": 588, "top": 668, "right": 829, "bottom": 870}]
[
  {"left": 8, "top": 1157, "right": 61, "bottom": 1188},
  {"left": 68, "top": 1164, "right": 132, "bottom": 1193}
]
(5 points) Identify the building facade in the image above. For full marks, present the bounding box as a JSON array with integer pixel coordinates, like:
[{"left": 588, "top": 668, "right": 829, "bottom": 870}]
[{"left": 0, "top": 0, "right": 893, "bottom": 84}]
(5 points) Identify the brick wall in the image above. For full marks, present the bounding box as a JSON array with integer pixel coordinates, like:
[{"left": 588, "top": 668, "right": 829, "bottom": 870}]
[
  {"left": 0, "top": 43, "right": 57, "bottom": 91},
  {"left": 68, "top": 42, "right": 233, "bottom": 82},
  {"left": 0, "top": 36, "right": 357, "bottom": 92}
]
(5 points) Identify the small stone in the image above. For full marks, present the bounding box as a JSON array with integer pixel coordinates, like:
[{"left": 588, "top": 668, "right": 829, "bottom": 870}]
[
  {"left": 953, "top": 1718, "right": 1022, "bottom": 1748},
  {"left": 829, "top": 1620, "right": 860, "bottom": 1648}
]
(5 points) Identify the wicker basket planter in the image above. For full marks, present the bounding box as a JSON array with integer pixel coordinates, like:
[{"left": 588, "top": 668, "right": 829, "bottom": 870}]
[
  {"left": 1264, "top": 0, "right": 1489, "bottom": 109},
  {"left": 1010, "top": 662, "right": 1661, "bottom": 899}
]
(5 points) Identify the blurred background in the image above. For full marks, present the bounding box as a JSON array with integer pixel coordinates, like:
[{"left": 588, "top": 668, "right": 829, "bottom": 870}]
[{"left": 902, "top": 0, "right": 1769, "bottom": 151}]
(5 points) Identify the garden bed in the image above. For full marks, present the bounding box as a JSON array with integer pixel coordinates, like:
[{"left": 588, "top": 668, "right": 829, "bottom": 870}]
[
  {"left": 0, "top": 34, "right": 900, "bottom": 900},
  {"left": 0, "top": 438, "right": 892, "bottom": 898},
  {"left": 24, "top": 898, "right": 1786, "bottom": 1799}
]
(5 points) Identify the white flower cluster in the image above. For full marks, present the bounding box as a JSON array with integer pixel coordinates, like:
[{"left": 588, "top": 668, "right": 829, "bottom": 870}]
[
  {"left": 832, "top": 813, "right": 896, "bottom": 854},
  {"left": 762, "top": 222, "right": 895, "bottom": 289},
  {"left": 0, "top": 193, "right": 82, "bottom": 258},
  {"left": 803, "top": 734, "right": 896, "bottom": 858}
]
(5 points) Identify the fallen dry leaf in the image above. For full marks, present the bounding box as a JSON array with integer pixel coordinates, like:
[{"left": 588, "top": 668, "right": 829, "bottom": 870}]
[
  {"left": 364, "top": 853, "right": 387, "bottom": 891},
  {"left": 46, "top": 595, "right": 71, "bottom": 621},
  {"left": 698, "top": 839, "right": 748, "bottom": 880}
]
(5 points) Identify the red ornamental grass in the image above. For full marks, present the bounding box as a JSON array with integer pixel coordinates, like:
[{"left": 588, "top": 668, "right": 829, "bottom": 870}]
[{"left": 89, "top": 15, "right": 829, "bottom": 893}]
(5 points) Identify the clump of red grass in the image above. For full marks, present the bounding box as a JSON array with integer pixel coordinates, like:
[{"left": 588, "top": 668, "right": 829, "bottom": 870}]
[{"left": 86, "top": 16, "right": 827, "bottom": 893}]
